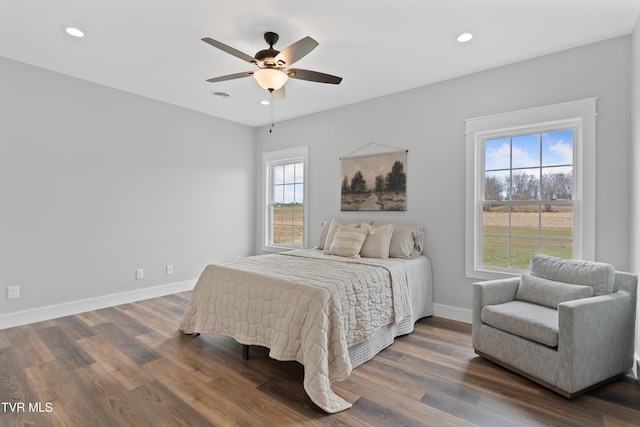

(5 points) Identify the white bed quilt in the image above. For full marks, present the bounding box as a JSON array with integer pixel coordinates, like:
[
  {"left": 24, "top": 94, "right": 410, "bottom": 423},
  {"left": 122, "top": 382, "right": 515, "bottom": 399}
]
[{"left": 179, "top": 249, "right": 412, "bottom": 413}]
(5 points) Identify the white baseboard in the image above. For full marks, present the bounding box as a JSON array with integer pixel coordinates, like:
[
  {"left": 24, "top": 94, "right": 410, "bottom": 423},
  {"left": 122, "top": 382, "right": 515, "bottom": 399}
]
[
  {"left": 0, "top": 280, "right": 197, "bottom": 330},
  {"left": 433, "top": 303, "right": 472, "bottom": 324}
]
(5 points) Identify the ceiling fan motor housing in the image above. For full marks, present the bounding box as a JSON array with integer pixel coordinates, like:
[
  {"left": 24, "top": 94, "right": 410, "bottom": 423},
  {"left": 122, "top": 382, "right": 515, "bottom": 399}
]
[{"left": 256, "top": 32, "right": 282, "bottom": 66}]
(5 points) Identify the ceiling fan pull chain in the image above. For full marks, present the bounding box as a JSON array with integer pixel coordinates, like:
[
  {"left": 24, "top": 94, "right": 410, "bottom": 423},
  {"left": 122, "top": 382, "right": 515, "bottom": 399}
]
[{"left": 269, "top": 89, "right": 275, "bottom": 133}]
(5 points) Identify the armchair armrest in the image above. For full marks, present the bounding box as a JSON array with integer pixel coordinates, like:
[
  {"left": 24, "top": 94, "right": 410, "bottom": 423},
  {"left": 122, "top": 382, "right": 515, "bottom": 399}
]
[
  {"left": 472, "top": 277, "right": 520, "bottom": 336},
  {"left": 473, "top": 277, "right": 520, "bottom": 308},
  {"left": 558, "top": 290, "right": 637, "bottom": 390}
]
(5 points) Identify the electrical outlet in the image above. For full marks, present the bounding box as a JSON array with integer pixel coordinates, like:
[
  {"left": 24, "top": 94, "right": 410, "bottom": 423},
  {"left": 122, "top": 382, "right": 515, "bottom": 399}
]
[
  {"left": 166, "top": 264, "right": 174, "bottom": 275},
  {"left": 7, "top": 286, "right": 20, "bottom": 299},
  {"left": 136, "top": 269, "right": 144, "bottom": 280}
]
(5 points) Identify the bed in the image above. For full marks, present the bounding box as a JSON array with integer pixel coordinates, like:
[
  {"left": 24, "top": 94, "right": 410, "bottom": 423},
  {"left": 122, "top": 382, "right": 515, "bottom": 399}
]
[{"left": 179, "top": 221, "right": 434, "bottom": 413}]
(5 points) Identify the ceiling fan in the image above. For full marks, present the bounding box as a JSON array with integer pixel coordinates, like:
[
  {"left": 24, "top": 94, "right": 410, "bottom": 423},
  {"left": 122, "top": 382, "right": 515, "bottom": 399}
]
[{"left": 202, "top": 31, "right": 343, "bottom": 97}]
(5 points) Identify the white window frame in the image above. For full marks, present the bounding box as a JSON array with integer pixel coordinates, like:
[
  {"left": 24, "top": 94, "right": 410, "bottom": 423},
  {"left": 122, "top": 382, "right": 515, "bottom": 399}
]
[
  {"left": 465, "top": 98, "right": 596, "bottom": 279},
  {"left": 262, "top": 146, "right": 309, "bottom": 252}
]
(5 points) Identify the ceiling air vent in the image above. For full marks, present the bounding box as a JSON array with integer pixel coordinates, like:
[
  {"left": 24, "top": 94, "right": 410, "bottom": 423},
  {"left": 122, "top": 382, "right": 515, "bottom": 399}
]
[{"left": 210, "top": 91, "right": 231, "bottom": 98}]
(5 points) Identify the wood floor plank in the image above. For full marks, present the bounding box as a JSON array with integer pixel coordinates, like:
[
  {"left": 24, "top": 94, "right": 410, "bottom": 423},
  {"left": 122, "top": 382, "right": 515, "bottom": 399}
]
[
  {"left": 0, "top": 292, "right": 638, "bottom": 426},
  {"left": 75, "top": 309, "right": 110, "bottom": 328},
  {"left": 91, "top": 322, "right": 161, "bottom": 365},
  {"left": 77, "top": 334, "right": 155, "bottom": 391},
  {"left": 36, "top": 325, "right": 95, "bottom": 369},
  {"left": 142, "top": 357, "right": 265, "bottom": 426},
  {"left": 127, "top": 379, "right": 215, "bottom": 427},
  {"left": 23, "top": 358, "right": 119, "bottom": 427},
  {"left": 0, "top": 330, "right": 10, "bottom": 348},
  {"left": 2, "top": 324, "right": 55, "bottom": 368}
]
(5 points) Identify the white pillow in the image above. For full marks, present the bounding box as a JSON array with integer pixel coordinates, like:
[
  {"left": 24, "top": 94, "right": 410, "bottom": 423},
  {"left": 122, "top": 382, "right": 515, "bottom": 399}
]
[
  {"left": 328, "top": 223, "right": 372, "bottom": 258},
  {"left": 321, "top": 218, "right": 372, "bottom": 252},
  {"left": 316, "top": 220, "right": 332, "bottom": 249},
  {"left": 360, "top": 224, "right": 395, "bottom": 258}
]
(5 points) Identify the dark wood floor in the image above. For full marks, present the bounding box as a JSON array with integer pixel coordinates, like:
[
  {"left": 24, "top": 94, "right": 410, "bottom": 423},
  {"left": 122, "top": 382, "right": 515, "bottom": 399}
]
[{"left": 1, "top": 292, "right": 638, "bottom": 427}]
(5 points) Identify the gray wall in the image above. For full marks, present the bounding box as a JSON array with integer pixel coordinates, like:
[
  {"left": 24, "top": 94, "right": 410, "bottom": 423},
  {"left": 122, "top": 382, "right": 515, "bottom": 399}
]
[
  {"left": 0, "top": 57, "right": 256, "bottom": 318},
  {"left": 255, "top": 36, "right": 632, "bottom": 319}
]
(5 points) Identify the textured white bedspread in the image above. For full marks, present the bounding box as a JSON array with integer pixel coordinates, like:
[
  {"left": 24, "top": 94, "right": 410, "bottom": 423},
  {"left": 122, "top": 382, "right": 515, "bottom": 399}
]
[{"left": 179, "top": 249, "right": 412, "bottom": 412}]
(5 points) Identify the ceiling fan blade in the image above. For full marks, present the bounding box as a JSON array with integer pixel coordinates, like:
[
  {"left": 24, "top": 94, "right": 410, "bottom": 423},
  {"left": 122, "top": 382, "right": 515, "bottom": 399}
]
[
  {"left": 202, "top": 37, "right": 259, "bottom": 65},
  {"left": 206, "top": 71, "right": 253, "bottom": 83},
  {"left": 287, "top": 68, "right": 342, "bottom": 84},
  {"left": 274, "top": 36, "right": 318, "bottom": 67},
  {"left": 273, "top": 86, "right": 286, "bottom": 101}
]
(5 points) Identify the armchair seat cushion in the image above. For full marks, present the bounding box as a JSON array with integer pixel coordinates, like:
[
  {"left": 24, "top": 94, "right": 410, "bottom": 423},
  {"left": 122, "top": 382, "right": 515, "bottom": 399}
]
[{"left": 481, "top": 301, "right": 559, "bottom": 347}]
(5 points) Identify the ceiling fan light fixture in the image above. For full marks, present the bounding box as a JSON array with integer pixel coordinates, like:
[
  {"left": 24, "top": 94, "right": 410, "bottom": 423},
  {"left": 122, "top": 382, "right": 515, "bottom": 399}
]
[{"left": 253, "top": 68, "right": 289, "bottom": 91}]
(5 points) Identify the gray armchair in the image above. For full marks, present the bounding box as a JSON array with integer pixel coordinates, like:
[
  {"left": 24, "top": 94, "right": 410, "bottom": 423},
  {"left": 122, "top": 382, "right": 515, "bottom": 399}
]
[{"left": 472, "top": 254, "right": 637, "bottom": 397}]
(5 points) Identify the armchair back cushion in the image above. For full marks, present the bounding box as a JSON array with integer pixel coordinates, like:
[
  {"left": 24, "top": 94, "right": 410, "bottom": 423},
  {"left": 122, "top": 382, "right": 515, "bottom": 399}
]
[
  {"left": 529, "top": 254, "right": 615, "bottom": 295},
  {"left": 516, "top": 274, "right": 594, "bottom": 309}
]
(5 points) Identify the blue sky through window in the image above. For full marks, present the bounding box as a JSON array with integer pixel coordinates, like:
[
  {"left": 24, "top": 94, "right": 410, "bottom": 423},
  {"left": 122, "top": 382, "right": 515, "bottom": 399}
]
[{"left": 485, "top": 130, "right": 573, "bottom": 172}]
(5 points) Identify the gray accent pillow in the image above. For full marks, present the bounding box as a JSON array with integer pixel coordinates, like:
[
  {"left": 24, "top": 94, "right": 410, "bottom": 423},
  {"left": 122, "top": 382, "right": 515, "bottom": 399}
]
[
  {"left": 529, "top": 254, "right": 615, "bottom": 295},
  {"left": 360, "top": 224, "right": 395, "bottom": 258},
  {"left": 372, "top": 222, "right": 424, "bottom": 258},
  {"left": 516, "top": 273, "right": 594, "bottom": 309}
]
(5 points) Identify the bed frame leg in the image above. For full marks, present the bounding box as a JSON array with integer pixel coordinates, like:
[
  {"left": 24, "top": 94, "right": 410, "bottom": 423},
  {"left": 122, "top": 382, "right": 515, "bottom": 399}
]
[{"left": 242, "top": 344, "right": 249, "bottom": 360}]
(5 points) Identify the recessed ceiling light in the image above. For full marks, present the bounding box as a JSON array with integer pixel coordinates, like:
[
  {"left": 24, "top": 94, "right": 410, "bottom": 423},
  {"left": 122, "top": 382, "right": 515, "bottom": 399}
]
[
  {"left": 63, "top": 26, "right": 85, "bottom": 38},
  {"left": 260, "top": 100, "right": 270, "bottom": 106},
  {"left": 456, "top": 32, "right": 474, "bottom": 43}
]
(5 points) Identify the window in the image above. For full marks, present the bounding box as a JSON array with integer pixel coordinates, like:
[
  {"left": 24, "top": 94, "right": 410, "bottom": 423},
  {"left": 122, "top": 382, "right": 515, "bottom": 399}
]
[
  {"left": 482, "top": 128, "right": 575, "bottom": 270},
  {"left": 263, "top": 147, "right": 308, "bottom": 251},
  {"left": 465, "top": 99, "right": 596, "bottom": 278}
]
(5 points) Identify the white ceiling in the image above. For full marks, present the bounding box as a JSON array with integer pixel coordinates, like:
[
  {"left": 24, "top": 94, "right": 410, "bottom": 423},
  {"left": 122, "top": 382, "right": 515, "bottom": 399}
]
[{"left": 2, "top": 0, "right": 639, "bottom": 127}]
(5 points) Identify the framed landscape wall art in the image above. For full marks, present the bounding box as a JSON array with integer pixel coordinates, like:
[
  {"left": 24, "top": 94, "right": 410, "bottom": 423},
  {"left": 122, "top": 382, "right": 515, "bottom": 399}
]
[{"left": 340, "top": 145, "right": 407, "bottom": 211}]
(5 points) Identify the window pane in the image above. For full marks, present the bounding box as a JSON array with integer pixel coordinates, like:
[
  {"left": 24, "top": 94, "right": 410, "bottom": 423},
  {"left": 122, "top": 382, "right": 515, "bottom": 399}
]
[
  {"left": 510, "top": 237, "right": 538, "bottom": 270},
  {"left": 541, "top": 204, "right": 573, "bottom": 239},
  {"left": 542, "top": 130, "right": 573, "bottom": 166},
  {"left": 292, "top": 226, "right": 304, "bottom": 248},
  {"left": 484, "top": 171, "right": 506, "bottom": 201},
  {"left": 541, "top": 168, "right": 573, "bottom": 200},
  {"left": 273, "top": 185, "right": 284, "bottom": 204},
  {"left": 283, "top": 184, "right": 295, "bottom": 203},
  {"left": 511, "top": 204, "right": 540, "bottom": 237},
  {"left": 276, "top": 226, "right": 291, "bottom": 246},
  {"left": 294, "top": 183, "right": 304, "bottom": 203},
  {"left": 540, "top": 238, "right": 572, "bottom": 259},
  {"left": 510, "top": 169, "right": 539, "bottom": 200},
  {"left": 295, "top": 162, "right": 304, "bottom": 183},
  {"left": 482, "top": 203, "right": 508, "bottom": 236},
  {"left": 483, "top": 235, "right": 509, "bottom": 268},
  {"left": 273, "top": 226, "right": 283, "bottom": 244},
  {"left": 284, "top": 163, "right": 295, "bottom": 184},
  {"left": 274, "top": 165, "right": 284, "bottom": 185},
  {"left": 512, "top": 134, "right": 540, "bottom": 169},
  {"left": 485, "top": 138, "right": 511, "bottom": 170},
  {"left": 272, "top": 205, "right": 284, "bottom": 225}
]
